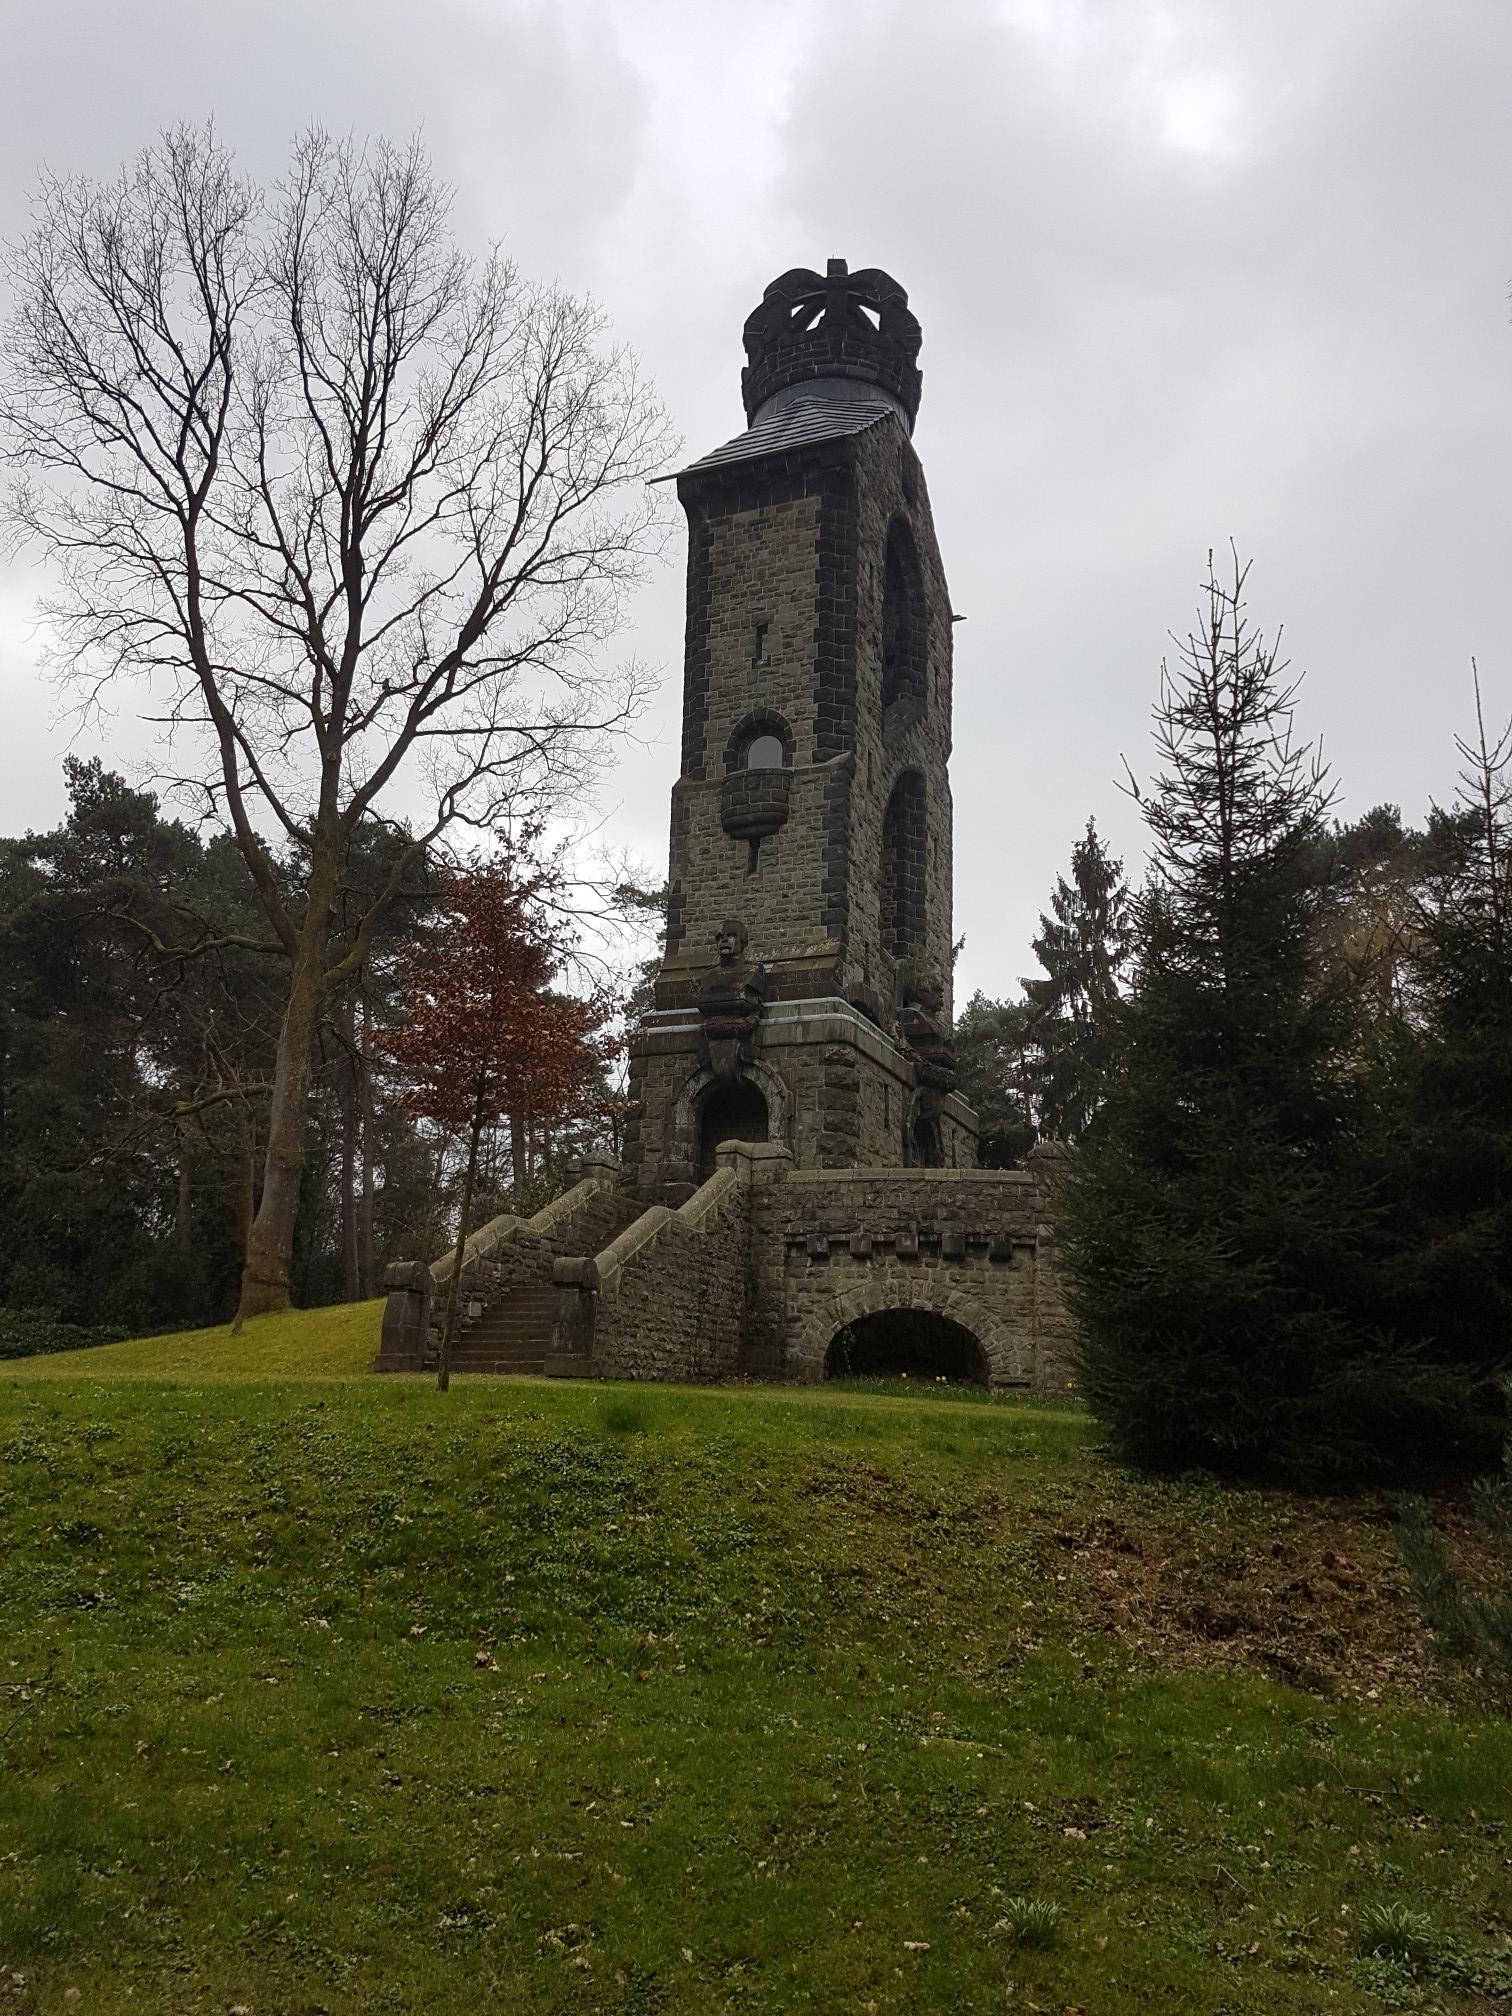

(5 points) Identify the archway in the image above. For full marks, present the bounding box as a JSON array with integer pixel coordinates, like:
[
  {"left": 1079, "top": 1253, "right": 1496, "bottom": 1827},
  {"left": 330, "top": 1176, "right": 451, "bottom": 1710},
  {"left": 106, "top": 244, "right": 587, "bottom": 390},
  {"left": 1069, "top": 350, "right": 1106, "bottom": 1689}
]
[
  {"left": 663, "top": 1059, "right": 790, "bottom": 1187},
  {"left": 824, "top": 1308, "right": 986, "bottom": 1386},
  {"left": 697, "top": 1078, "right": 770, "bottom": 1179},
  {"left": 793, "top": 1284, "right": 1027, "bottom": 1388}
]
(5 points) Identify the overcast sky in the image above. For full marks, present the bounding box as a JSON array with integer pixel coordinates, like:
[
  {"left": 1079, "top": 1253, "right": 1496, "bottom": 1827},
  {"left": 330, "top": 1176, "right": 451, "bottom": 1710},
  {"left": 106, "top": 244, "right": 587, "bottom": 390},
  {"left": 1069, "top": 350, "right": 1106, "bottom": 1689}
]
[{"left": 1, "top": 0, "right": 1509, "bottom": 1002}]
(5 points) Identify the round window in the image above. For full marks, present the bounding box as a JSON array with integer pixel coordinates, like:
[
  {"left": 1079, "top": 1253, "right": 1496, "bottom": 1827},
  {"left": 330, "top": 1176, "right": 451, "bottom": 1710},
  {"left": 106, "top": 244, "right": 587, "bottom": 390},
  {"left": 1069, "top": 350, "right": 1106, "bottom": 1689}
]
[{"left": 744, "top": 733, "right": 785, "bottom": 770}]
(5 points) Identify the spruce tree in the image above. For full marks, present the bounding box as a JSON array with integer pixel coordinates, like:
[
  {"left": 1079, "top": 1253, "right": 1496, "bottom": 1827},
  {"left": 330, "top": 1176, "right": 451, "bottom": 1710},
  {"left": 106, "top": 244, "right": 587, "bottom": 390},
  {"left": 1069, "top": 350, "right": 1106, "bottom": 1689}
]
[
  {"left": 1062, "top": 552, "right": 1451, "bottom": 1479},
  {"left": 1023, "top": 819, "right": 1131, "bottom": 1140},
  {"left": 1394, "top": 676, "right": 1512, "bottom": 1389}
]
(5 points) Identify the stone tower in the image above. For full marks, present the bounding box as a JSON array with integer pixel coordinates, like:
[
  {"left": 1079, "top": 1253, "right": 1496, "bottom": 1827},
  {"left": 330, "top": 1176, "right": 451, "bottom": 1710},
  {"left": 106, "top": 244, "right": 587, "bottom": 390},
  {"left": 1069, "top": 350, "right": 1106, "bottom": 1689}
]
[{"left": 627, "top": 260, "right": 978, "bottom": 1193}]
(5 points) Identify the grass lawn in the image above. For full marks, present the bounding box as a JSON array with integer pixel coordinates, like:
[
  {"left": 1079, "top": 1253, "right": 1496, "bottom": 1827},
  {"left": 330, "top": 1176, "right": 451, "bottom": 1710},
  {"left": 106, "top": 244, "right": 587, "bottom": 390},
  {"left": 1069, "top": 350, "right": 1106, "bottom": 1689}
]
[{"left": 1, "top": 1314, "right": 1508, "bottom": 2013}]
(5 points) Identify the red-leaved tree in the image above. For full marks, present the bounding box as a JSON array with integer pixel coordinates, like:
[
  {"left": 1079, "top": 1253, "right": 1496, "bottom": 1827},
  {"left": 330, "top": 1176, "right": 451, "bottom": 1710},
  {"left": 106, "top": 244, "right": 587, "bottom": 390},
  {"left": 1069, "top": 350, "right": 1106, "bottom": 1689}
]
[{"left": 383, "top": 842, "right": 615, "bottom": 1389}]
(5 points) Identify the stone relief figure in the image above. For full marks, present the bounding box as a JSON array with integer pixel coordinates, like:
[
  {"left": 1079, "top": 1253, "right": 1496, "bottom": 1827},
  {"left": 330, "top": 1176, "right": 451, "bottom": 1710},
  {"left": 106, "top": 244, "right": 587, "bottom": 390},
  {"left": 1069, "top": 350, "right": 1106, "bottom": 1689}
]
[
  {"left": 896, "top": 957, "right": 956, "bottom": 1093},
  {"left": 697, "top": 918, "right": 768, "bottom": 1084}
]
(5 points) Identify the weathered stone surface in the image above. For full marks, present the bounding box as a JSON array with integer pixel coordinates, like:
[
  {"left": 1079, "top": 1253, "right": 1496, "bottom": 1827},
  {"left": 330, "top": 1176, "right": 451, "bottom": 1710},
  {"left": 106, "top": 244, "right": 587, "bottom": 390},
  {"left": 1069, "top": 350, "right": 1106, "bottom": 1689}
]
[{"left": 552, "top": 1141, "right": 1071, "bottom": 1394}]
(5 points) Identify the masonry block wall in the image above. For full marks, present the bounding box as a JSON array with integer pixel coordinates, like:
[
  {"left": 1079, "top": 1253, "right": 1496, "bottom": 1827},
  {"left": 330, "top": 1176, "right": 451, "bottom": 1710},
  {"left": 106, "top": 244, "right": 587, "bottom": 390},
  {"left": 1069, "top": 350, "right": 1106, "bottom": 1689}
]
[
  {"left": 626, "top": 259, "right": 972, "bottom": 1193},
  {"left": 749, "top": 1150, "right": 1074, "bottom": 1391},
  {"left": 587, "top": 1171, "right": 749, "bottom": 1383},
  {"left": 548, "top": 1144, "right": 1073, "bottom": 1394}
]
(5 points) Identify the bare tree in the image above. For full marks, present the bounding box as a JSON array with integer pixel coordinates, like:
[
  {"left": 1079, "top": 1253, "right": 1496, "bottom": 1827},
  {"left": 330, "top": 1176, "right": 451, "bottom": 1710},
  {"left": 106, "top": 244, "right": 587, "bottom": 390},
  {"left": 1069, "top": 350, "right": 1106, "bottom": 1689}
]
[{"left": 1, "top": 125, "right": 672, "bottom": 1322}]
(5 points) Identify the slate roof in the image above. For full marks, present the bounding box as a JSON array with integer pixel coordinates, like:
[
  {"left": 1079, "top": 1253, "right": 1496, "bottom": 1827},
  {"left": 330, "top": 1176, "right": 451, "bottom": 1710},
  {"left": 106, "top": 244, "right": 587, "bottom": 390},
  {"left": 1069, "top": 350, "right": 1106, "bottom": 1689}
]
[{"left": 661, "top": 394, "right": 898, "bottom": 482}]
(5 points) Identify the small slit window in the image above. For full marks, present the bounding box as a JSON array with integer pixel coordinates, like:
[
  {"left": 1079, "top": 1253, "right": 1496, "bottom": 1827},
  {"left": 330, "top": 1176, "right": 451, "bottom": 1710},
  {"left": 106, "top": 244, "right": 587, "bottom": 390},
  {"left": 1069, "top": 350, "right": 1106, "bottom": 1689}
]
[{"left": 744, "top": 734, "right": 785, "bottom": 770}]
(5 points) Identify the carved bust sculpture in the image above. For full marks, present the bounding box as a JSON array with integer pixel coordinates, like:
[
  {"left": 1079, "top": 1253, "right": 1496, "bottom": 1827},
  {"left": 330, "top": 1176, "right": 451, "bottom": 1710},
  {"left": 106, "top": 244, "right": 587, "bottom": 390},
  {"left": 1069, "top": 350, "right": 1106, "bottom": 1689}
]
[{"left": 714, "top": 917, "right": 749, "bottom": 969}]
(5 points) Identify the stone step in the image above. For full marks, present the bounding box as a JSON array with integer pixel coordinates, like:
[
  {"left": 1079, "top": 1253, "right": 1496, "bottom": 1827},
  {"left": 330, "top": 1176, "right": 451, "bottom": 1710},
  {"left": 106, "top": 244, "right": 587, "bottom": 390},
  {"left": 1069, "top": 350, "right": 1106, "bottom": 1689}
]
[
  {"left": 457, "top": 1320, "right": 552, "bottom": 1338},
  {"left": 449, "top": 1357, "right": 547, "bottom": 1374}
]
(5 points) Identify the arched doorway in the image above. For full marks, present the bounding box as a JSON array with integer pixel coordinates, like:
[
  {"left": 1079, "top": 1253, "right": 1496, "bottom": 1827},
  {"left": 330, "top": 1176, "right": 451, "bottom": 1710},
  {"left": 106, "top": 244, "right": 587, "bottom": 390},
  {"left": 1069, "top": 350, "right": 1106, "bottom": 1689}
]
[
  {"left": 824, "top": 1308, "right": 987, "bottom": 1386},
  {"left": 697, "top": 1078, "right": 769, "bottom": 1179}
]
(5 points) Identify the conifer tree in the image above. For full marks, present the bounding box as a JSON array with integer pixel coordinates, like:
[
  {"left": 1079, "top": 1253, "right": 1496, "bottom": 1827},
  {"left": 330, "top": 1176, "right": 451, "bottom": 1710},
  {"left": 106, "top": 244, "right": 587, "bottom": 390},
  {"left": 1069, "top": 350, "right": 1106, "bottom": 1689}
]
[
  {"left": 1394, "top": 674, "right": 1512, "bottom": 1387},
  {"left": 952, "top": 991, "right": 1041, "bottom": 1165},
  {"left": 1062, "top": 552, "right": 1451, "bottom": 1479},
  {"left": 1023, "top": 819, "right": 1131, "bottom": 1140}
]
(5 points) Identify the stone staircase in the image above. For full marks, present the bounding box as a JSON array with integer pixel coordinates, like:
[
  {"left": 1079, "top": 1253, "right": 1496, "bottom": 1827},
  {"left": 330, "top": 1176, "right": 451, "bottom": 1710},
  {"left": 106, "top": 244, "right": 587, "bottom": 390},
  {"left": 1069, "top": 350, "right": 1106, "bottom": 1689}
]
[
  {"left": 390, "top": 1173, "right": 652, "bottom": 1378},
  {"left": 443, "top": 1282, "right": 561, "bottom": 1375}
]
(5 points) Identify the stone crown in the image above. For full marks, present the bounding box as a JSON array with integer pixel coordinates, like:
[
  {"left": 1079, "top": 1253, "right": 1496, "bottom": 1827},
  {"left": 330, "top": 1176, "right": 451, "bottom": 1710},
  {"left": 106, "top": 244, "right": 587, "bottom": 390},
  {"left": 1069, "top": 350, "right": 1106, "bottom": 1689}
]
[{"left": 741, "top": 259, "right": 923, "bottom": 431}]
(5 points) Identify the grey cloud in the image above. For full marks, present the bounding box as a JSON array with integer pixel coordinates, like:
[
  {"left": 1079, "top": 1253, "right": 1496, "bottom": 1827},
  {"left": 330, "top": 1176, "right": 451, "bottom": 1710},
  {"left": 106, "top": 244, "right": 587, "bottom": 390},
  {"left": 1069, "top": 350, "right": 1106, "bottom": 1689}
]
[{"left": 1, "top": 0, "right": 1509, "bottom": 1005}]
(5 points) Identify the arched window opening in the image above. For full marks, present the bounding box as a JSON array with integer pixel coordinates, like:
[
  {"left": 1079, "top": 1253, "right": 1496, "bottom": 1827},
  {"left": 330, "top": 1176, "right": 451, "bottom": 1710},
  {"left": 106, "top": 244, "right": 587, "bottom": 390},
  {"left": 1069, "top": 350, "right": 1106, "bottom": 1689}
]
[
  {"left": 881, "top": 771, "right": 927, "bottom": 959},
  {"left": 725, "top": 711, "right": 794, "bottom": 774},
  {"left": 697, "top": 1079, "right": 769, "bottom": 1179},
  {"left": 881, "top": 519, "right": 927, "bottom": 714},
  {"left": 825, "top": 1310, "right": 986, "bottom": 1387}
]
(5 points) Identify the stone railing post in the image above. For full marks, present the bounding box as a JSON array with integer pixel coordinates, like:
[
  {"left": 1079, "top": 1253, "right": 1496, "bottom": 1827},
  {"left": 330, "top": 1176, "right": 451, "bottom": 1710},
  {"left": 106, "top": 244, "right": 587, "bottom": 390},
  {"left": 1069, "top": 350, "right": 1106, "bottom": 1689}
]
[
  {"left": 374, "top": 1260, "right": 432, "bottom": 1371},
  {"left": 545, "top": 1255, "right": 600, "bottom": 1378}
]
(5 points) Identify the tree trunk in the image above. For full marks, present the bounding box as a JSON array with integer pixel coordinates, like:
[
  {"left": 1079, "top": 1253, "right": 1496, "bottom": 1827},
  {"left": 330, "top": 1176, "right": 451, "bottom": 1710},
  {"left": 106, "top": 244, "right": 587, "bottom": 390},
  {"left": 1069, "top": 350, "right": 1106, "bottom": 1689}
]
[
  {"left": 338, "top": 1000, "right": 360, "bottom": 1303},
  {"left": 233, "top": 1109, "right": 256, "bottom": 1264},
  {"left": 358, "top": 994, "right": 377, "bottom": 1299},
  {"left": 509, "top": 1106, "right": 527, "bottom": 1192},
  {"left": 175, "top": 1138, "right": 193, "bottom": 1257},
  {"left": 235, "top": 881, "right": 336, "bottom": 1326},
  {"left": 436, "top": 1080, "right": 487, "bottom": 1393}
]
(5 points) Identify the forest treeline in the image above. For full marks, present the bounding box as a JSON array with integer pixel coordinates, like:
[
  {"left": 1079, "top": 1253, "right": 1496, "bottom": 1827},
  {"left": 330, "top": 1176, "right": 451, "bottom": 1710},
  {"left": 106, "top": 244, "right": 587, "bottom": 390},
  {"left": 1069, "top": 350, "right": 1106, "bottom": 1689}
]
[{"left": 0, "top": 761, "right": 633, "bottom": 1351}]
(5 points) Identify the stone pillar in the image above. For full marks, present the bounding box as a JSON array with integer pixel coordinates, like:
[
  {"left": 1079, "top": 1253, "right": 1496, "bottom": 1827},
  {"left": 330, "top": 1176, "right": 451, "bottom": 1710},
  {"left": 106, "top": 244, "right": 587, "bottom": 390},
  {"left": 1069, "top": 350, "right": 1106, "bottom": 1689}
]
[
  {"left": 545, "top": 1256, "right": 601, "bottom": 1378},
  {"left": 374, "top": 1260, "right": 432, "bottom": 1371}
]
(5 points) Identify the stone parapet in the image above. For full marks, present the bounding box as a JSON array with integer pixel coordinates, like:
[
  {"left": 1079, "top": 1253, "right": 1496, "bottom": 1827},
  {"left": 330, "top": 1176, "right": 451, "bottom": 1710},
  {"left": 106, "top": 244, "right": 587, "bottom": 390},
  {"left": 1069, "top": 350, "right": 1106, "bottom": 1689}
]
[{"left": 549, "top": 1143, "right": 790, "bottom": 1382}]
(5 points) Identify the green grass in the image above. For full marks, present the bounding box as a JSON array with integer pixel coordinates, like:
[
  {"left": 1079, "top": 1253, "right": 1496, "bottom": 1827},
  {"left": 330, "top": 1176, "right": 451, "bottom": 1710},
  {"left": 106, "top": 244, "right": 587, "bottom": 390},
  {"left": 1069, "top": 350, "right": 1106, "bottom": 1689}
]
[
  {"left": 1, "top": 1314, "right": 1509, "bottom": 2012},
  {"left": 3, "top": 1298, "right": 384, "bottom": 1381}
]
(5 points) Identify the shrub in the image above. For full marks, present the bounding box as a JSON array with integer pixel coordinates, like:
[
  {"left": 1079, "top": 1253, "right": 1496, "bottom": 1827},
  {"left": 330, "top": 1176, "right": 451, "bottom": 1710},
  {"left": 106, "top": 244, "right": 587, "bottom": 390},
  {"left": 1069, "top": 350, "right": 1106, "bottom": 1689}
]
[{"left": 0, "top": 1307, "right": 127, "bottom": 1361}]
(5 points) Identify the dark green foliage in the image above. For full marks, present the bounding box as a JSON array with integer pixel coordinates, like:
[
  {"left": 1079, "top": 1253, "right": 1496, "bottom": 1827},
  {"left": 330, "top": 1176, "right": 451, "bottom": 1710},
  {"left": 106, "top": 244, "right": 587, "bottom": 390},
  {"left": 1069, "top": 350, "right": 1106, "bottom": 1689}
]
[
  {"left": 1063, "top": 554, "right": 1462, "bottom": 1481},
  {"left": 952, "top": 990, "right": 1040, "bottom": 1165},
  {"left": 0, "top": 1308, "right": 126, "bottom": 1360},
  {"left": 1387, "top": 688, "right": 1512, "bottom": 1390},
  {"left": 1023, "top": 818, "right": 1131, "bottom": 1140},
  {"left": 0, "top": 758, "right": 266, "bottom": 1329},
  {"left": 1397, "top": 1381, "right": 1512, "bottom": 1680},
  {"left": 0, "top": 760, "right": 449, "bottom": 1333}
]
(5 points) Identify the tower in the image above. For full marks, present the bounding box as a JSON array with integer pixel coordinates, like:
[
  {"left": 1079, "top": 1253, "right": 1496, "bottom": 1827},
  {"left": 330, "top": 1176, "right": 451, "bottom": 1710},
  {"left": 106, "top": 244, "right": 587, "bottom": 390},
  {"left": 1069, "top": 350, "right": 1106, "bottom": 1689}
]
[{"left": 628, "top": 260, "right": 977, "bottom": 1192}]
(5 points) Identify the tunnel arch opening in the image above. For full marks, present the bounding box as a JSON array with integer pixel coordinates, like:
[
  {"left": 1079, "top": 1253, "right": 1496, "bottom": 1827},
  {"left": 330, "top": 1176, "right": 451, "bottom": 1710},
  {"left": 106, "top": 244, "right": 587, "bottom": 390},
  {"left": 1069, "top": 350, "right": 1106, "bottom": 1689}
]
[{"left": 823, "top": 1308, "right": 987, "bottom": 1387}]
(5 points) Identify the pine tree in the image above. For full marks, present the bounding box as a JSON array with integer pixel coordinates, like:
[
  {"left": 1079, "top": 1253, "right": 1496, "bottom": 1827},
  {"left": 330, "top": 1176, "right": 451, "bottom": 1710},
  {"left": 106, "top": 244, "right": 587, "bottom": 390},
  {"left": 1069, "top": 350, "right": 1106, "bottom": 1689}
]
[
  {"left": 1023, "top": 819, "right": 1131, "bottom": 1140},
  {"left": 1062, "top": 552, "right": 1454, "bottom": 1480}
]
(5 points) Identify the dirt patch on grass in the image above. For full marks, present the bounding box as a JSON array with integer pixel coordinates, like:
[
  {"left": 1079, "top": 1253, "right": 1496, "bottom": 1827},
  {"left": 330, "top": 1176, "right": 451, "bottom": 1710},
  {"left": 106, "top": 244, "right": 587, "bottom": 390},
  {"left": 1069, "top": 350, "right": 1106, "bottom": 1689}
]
[{"left": 1043, "top": 1465, "right": 1496, "bottom": 1702}]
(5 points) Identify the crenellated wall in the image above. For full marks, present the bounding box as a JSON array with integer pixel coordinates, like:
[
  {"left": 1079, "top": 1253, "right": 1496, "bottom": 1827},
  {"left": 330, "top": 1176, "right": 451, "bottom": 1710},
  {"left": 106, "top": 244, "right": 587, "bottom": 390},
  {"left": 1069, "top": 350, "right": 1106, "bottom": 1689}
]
[{"left": 544, "top": 1141, "right": 1074, "bottom": 1394}]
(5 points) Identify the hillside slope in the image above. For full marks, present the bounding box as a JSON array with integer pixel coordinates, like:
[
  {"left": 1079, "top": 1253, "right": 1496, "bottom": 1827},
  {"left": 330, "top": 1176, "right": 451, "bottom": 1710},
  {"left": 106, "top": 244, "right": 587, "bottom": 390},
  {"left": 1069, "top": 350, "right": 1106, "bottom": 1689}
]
[{"left": 1, "top": 1327, "right": 1508, "bottom": 2012}]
